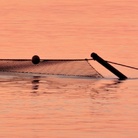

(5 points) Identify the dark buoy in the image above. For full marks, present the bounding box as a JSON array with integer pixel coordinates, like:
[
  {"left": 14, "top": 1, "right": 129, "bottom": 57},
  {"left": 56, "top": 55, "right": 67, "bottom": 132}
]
[{"left": 32, "top": 55, "right": 40, "bottom": 64}]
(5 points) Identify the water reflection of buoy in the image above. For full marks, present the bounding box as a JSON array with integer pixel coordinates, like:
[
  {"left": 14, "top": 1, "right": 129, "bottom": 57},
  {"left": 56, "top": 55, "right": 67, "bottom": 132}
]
[{"left": 32, "top": 76, "right": 40, "bottom": 90}]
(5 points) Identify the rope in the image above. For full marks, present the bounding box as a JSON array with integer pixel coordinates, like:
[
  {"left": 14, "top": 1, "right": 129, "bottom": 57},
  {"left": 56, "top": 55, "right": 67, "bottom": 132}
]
[
  {"left": 107, "top": 60, "right": 138, "bottom": 70},
  {"left": 0, "top": 58, "right": 93, "bottom": 61},
  {"left": 0, "top": 58, "right": 137, "bottom": 70}
]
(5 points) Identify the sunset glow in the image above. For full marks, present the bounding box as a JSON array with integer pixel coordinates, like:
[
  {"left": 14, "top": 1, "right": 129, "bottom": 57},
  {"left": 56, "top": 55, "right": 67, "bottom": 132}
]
[{"left": 0, "top": 1, "right": 138, "bottom": 138}]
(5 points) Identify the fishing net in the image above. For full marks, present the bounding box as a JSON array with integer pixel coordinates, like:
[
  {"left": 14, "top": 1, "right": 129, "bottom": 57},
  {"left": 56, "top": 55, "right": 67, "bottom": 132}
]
[{"left": 0, "top": 59, "right": 103, "bottom": 78}]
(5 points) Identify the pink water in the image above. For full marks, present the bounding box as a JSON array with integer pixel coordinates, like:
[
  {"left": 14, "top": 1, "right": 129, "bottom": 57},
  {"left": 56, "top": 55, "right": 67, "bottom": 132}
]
[{"left": 0, "top": 0, "right": 138, "bottom": 138}]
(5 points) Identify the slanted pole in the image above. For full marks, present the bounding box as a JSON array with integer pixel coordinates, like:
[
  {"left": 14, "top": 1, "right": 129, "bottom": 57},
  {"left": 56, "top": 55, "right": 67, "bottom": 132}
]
[{"left": 91, "top": 52, "right": 127, "bottom": 80}]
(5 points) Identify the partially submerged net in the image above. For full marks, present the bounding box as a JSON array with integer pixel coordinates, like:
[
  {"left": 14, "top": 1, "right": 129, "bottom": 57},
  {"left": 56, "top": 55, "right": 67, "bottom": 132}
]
[{"left": 0, "top": 59, "right": 103, "bottom": 78}]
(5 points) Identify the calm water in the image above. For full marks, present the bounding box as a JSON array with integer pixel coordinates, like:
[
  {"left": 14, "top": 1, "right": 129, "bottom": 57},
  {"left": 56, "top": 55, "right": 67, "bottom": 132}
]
[
  {"left": 0, "top": 0, "right": 138, "bottom": 138},
  {"left": 0, "top": 75, "right": 138, "bottom": 138}
]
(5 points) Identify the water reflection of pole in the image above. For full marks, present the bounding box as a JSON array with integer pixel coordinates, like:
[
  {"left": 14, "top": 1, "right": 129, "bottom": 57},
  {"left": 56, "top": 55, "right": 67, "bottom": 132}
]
[
  {"left": 89, "top": 80, "right": 123, "bottom": 115},
  {"left": 32, "top": 76, "right": 40, "bottom": 91},
  {"left": 90, "top": 80, "right": 122, "bottom": 99}
]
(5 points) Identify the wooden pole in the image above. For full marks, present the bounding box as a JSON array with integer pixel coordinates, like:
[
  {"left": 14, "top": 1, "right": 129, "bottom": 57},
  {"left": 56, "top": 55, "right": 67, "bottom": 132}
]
[{"left": 91, "top": 52, "right": 127, "bottom": 80}]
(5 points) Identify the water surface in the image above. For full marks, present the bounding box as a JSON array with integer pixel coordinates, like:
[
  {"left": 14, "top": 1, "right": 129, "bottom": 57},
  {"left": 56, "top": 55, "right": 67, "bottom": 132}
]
[
  {"left": 0, "top": 0, "right": 138, "bottom": 138},
  {"left": 0, "top": 75, "right": 138, "bottom": 138}
]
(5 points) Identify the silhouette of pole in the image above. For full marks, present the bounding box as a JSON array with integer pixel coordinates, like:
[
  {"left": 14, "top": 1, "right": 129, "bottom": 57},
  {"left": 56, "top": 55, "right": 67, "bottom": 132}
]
[{"left": 91, "top": 52, "right": 127, "bottom": 80}]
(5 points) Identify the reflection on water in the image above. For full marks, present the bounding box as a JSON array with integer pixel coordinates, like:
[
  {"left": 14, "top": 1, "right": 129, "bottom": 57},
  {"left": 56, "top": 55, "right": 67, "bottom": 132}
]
[
  {"left": 90, "top": 79, "right": 122, "bottom": 98},
  {"left": 0, "top": 75, "right": 138, "bottom": 138},
  {"left": 31, "top": 76, "right": 40, "bottom": 91}
]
